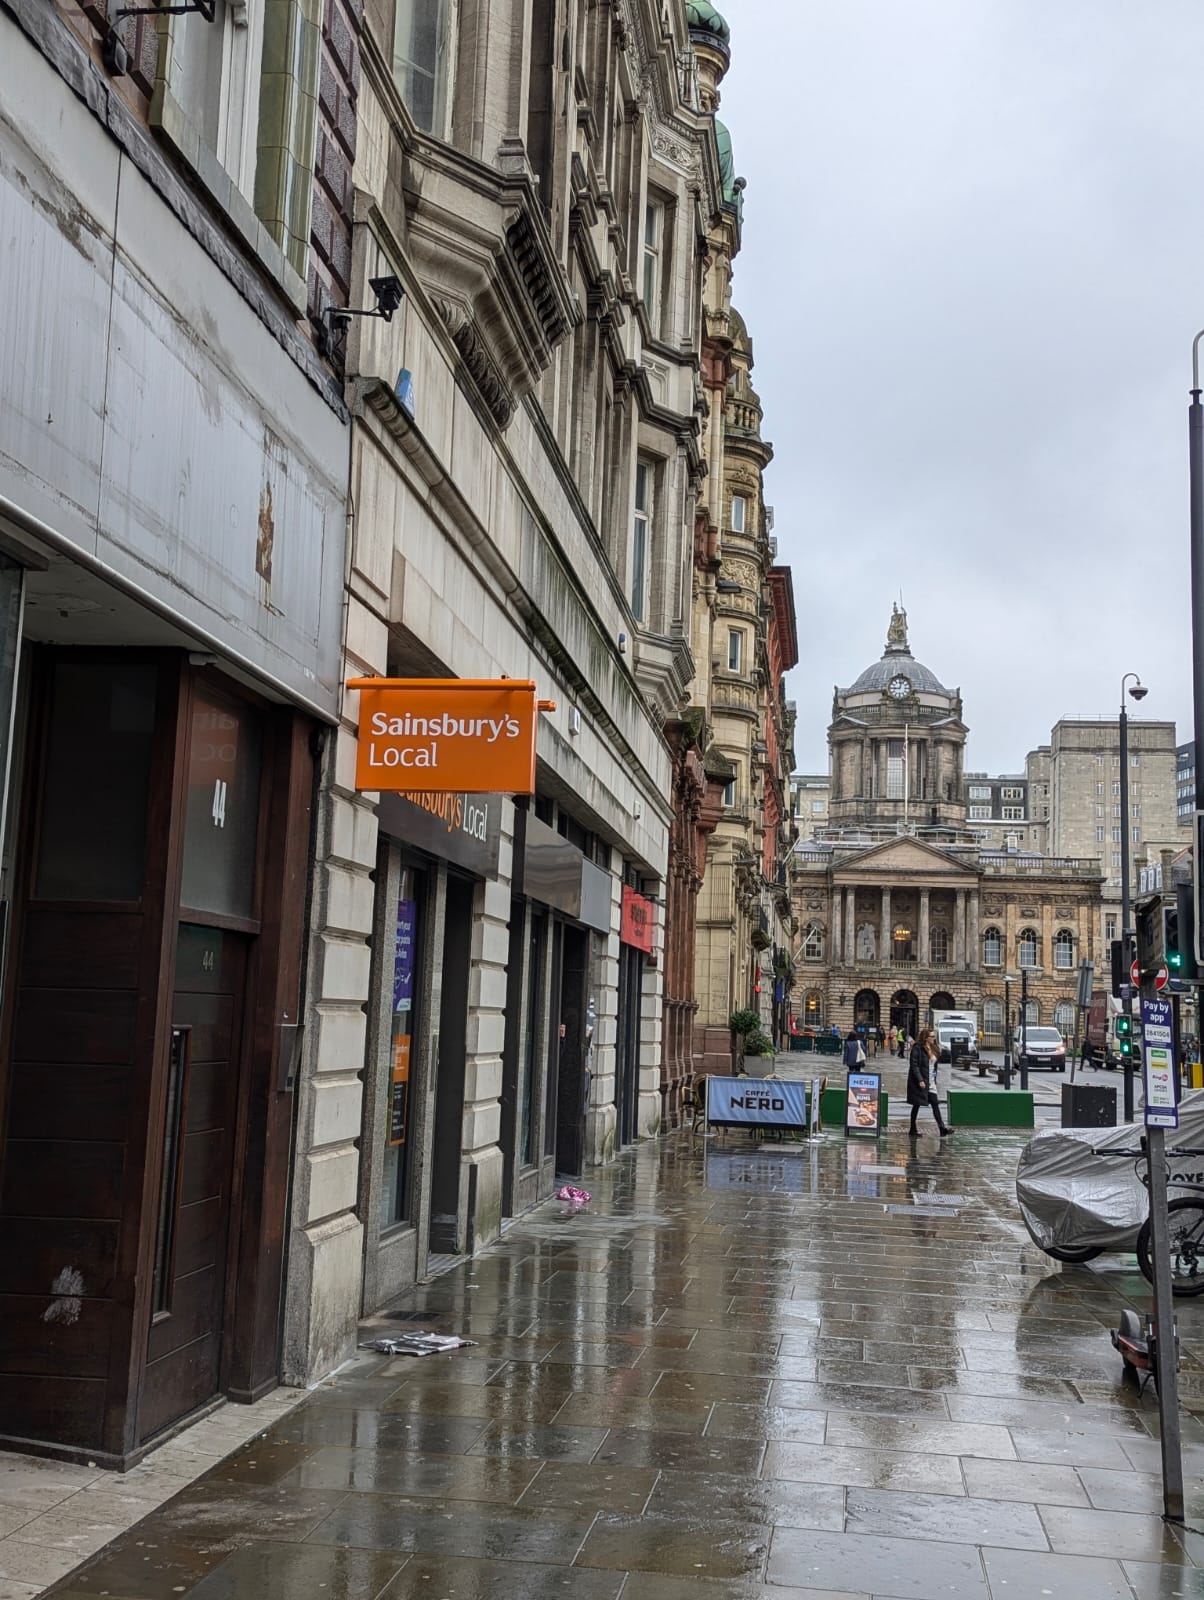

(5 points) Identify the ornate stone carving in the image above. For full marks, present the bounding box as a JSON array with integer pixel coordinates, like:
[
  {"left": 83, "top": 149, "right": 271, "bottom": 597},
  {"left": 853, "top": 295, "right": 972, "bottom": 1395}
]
[{"left": 431, "top": 297, "right": 513, "bottom": 427}]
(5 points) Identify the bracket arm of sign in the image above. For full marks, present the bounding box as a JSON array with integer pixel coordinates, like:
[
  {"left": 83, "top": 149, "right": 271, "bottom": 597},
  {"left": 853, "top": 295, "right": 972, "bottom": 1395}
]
[{"left": 346, "top": 678, "right": 557, "bottom": 795}]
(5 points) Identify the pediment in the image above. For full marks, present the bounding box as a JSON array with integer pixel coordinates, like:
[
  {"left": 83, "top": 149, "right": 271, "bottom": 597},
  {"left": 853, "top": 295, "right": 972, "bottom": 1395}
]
[{"left": 834, "top": 836, "right": 977, "bottom": 883}]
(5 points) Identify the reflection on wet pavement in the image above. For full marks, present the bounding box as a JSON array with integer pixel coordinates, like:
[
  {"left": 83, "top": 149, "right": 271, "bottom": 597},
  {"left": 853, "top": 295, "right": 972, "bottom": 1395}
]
[{"left": 37, "top": 1124, "right": 1204, "bottom": 1600}]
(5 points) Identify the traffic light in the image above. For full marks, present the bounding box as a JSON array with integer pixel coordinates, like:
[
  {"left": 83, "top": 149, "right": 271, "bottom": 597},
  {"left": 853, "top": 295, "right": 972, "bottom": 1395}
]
[
  {"left": 1135, "top": 894, "right": 1163, "bottom": 978},
  {"left": 1176, "top": 879, "right": 1199, "bottom": 982},
  {"left": 1110, "top": 939, "right": 1126, "bottom": 998},
  {"left": 1163, "top": 902, "right": 1182, "bottom": 973},
  {"left": 1115, "top": 1012, "right": 1133, "bottom": 1061}
]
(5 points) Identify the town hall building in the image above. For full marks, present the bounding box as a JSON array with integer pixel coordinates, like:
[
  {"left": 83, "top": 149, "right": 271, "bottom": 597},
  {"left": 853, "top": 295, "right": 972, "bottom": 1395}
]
[{"left": 791, "top": 609, "right": 1103, "bottom": 1049}]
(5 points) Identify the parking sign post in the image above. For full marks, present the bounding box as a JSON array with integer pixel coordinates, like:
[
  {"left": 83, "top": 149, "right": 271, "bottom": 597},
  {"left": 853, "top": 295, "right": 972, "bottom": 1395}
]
[{"left": 1141, "top": 993, "right": 1185, "bottom": 1523}]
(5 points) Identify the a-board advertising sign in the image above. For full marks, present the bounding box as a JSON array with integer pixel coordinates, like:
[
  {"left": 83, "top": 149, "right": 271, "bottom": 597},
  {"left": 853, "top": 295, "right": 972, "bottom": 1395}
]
[
  {"left": 349, "top": 678, "right": 547, "bottom": 795},
  {"left": 846, "top": 1071, "right": 881, "bottom": 1136},
  {"left": 1141, "top": 995, "right": 1179, "bottom": 1129},
  {"left": 706, "top": 1077, "right": 808, "bottom": 1131}
]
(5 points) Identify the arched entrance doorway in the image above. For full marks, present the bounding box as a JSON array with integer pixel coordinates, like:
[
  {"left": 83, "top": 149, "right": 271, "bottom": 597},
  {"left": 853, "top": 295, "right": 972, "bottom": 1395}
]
[
  {"left": 890, "top": 989, "right": 919, "bottom": 1042},
  {"left": 854, "top": 989, "right": 880, "bottom": 1030},
  {"left": 802, "top": 989, "right": 824, "bottom": 1031},
  {"left": 929, "top": 991, "right": 955, "bottom": 1018}
]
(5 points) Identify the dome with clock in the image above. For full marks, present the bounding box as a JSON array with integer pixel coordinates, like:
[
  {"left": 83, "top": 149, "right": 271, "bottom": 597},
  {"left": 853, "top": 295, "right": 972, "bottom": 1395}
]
[{"left": 826, "top": 605, "right": 968, "bottom": 834}]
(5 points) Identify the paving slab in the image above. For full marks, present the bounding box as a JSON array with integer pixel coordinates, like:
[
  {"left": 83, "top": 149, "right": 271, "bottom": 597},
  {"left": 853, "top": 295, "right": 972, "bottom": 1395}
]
[{"left": 25, "top": 1122, "right": 1204, "bottom": 1600}]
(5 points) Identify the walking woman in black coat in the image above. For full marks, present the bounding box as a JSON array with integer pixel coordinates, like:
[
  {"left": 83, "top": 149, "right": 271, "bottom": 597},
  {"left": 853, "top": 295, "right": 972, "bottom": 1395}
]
[{"left": 907, "top": 1027, "right": 950, "bottom": 1138}]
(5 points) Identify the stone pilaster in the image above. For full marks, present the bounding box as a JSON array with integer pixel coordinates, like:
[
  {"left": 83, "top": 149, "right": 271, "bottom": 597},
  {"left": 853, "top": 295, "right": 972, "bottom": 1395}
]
[
  {"left": 880, "top": 887, "right": 892, "bottom": 967},
  {"left": 968, "top": 890, "right": 980, "bottom": 973},
  {"left": 831, "top": 885, "right": 842, "bottom": 966},
  {"left": 954, "top": 889, "right": 966, "bottom": 970},
  {"left": 919, "top": 889, "right": 930, "bottom": 966}
]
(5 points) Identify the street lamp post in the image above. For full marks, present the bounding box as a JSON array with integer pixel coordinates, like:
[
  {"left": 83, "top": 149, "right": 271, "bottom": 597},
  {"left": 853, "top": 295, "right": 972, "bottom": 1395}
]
[
  {"left": 1003, "top": 975, "right": 1012, "bottom": 1090},
  {"left": 1119, "top": 671, "right": 1148, "bottom": 1124}
]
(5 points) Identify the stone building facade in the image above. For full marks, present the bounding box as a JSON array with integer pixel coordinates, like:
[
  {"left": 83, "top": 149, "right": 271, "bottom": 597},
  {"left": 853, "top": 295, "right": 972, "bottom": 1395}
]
[
  {"left": 0, "top": 0, "right": 353, "bottom": 1464},
  {"left": 0, "top": 0, "right": 792, "bottom": 1466},
  {"left": 792, "top": 613, "right": 1103, "bottom": 1049},
  {"left": 294, "top": 0, "right": 740, "bottom": 1378},
  {"left": 1025, "top": 719, "right": 1178, "bottom": 952}
]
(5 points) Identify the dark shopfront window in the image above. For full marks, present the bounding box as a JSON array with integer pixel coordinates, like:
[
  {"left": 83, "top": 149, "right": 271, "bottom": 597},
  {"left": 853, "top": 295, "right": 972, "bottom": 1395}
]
[
  {"left": 382, "top": 865, "right": 425, "bottom": 1228},
  {"left": 522, "top": 908, "right": 547, "bottom": 1166}
]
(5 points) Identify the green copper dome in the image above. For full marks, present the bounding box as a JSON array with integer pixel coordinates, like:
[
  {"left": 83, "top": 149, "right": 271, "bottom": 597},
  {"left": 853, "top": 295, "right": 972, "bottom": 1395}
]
[{"left": 685, "top": 0, "right": 730, "bottom": 42}]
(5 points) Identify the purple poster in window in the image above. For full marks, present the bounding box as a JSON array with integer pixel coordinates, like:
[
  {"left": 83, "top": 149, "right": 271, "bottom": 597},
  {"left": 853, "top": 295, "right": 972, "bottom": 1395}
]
[{"left": 393, "top": 899, "right": 417, "bottom": 1012}]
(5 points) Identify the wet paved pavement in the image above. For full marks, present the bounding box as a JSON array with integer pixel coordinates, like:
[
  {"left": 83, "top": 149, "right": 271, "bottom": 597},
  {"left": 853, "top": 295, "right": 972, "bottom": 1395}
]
[{"left": 29, "top": 1113, "right": 1204, "bottom": 1600}]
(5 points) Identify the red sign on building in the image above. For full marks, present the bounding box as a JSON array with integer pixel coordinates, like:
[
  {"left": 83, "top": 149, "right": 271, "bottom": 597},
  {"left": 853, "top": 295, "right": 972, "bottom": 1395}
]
[{"left": 620, "top": 886, "right": 655, "bottom": 952}]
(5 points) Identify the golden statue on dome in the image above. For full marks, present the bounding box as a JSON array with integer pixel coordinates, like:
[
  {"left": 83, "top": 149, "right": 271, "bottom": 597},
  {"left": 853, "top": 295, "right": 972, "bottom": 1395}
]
[{"left": 886, "top": 602, "right": 908, "bottom": 650}]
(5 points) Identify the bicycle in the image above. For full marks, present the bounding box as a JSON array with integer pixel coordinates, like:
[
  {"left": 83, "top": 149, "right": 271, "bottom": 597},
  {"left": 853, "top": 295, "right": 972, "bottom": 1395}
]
[{"left": 1133, "top": 1148, "right": 1204, "bottom": 1297}]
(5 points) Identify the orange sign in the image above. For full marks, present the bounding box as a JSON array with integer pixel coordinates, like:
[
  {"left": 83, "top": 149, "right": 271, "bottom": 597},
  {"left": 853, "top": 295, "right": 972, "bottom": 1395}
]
[
  {"left": 389, "top": 1035, "right": 411, "bottom": 1147},
  {"left": 348, "top": 679, "right": 545, "bottom": 795}
]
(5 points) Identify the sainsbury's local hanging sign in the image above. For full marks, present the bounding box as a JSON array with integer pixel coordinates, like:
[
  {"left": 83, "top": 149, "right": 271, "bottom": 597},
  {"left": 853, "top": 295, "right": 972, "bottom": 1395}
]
[{"left": 348, "top": 678, "right": 552, "bottom": 794}]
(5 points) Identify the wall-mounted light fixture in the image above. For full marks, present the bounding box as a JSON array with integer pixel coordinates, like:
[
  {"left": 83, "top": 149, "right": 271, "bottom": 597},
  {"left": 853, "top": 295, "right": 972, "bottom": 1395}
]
[
  {"left": 617, "top": 632, "right": 628, "bottom": 654},
  {"left": 569, "top": 708, "right": 582, "bottom": 736},
  {"left": 320, "top": 275, "right": 405, "bottom": 358}
]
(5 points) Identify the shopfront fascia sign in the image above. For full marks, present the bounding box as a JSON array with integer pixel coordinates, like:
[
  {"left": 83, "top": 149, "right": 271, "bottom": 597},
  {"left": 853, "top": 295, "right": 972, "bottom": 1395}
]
[
  {"left": 620, "top": 886, "right": 655, "bottom": 952},
  {"left": 377, "top": 790, "right": 501, "bottom": 877},
  {"left": 348, "top": 678, "right": 554, "bottom": 795},
  {"left": 517, "top": 812, "right": 611, "bottom": 932}
]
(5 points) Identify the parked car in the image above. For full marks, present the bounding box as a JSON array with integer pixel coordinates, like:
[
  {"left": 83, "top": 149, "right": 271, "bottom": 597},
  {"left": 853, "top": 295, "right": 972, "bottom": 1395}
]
[{"left": 1012, "top": 1025, "right": 1066, "bottom": 1072}]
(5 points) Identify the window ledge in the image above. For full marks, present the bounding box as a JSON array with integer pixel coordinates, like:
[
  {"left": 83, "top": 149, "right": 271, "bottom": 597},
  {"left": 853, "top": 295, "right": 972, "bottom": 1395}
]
[{"left": 151, "top": 86, "right": 308, "bottom": 319}]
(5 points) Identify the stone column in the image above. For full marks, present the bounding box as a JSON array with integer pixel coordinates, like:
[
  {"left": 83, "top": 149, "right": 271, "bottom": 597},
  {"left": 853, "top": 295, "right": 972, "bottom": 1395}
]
[
  {"left": 919, "top": 889, "right": 930, "bottom": 966},
  {"left": 831, "top": 885, "right": 842, "bottom": 966},
  {"left": 968, "top": 890, "right": 980, "bottom": 973},
  {"left": 845, "top": 887, "right": 856, "bottom": 964},
  {"left": 954, "top": 889, "right": 966, "bottom": 970},
  {"left": 880, "top": 887, "right": 892, "bottom": 968}
]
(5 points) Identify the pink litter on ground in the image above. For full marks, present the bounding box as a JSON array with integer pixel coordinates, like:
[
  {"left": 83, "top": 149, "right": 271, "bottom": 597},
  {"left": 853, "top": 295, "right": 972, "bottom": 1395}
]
[{"left": 556, "top": 1185, "right": 590, "bottom": 1205}]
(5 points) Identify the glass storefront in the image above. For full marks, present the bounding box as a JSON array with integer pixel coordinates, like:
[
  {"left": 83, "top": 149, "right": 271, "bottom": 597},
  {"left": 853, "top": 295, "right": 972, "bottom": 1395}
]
[{"left": 381, "top": 865, "right": 425, "bottom": 1228}]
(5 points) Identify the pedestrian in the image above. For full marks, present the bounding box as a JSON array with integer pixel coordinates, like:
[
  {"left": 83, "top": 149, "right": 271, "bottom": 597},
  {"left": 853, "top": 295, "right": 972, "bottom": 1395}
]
[
  {"left": 908, "top": 1027, "right": 950, "bottom": 1138},
  {"left": 842, "top": 1029, "right": 866, "bottom": 1069},
  {"left": 877, "top": 1024, "right": 886, "bottom": 1053},
  {"left": 886, "top": 1024, "right": 897, "bottom": 1055}
]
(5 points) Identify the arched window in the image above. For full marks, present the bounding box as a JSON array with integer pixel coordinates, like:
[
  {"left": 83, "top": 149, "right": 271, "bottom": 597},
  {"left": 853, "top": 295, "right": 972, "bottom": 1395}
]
[
  {"left": 1018, "top": 929, "right": 1039, "bottom": 969},
  {"left": 930, "top": 927, "right": 949, "bottom": 965},
  {"left": 983, "top": 998, "right": 1003, "bottom": 1039},
  {"left": 1023, "top": 998, "right": 1039, "bottom": 1025},
  {"left": 803, "top": 923, "right": 824, "bottom": 960},
  {"left": 1053, "top": 930, "right": 1074, "bottom": 970},
  {"left": 1054, "top": 1001, "right": 1075, "bottom": 1033},
  {"left": 803, "top": 990, "right": 824, "bottom": 1028},
  {"left": 983, "top": 926, "right": 1002, "bottom": 966}
]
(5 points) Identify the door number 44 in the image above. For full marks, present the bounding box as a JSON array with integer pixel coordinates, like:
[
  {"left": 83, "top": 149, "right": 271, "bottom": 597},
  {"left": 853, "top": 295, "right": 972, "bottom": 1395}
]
[{"left": 212, "top": 779, "right": 227, "bottom": 829}]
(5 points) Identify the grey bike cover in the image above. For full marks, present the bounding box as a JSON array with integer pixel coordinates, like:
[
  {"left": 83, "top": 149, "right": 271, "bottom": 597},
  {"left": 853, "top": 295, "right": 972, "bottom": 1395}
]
[{"left": 1016, "top": 1090, "right": 1204, "bottom": 1252}]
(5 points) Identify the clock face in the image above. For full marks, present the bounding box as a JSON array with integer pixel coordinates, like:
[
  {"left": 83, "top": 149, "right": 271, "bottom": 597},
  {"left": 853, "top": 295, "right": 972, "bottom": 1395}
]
[{"left": 888, "top": 676, "right": 911, "bottom": 700}]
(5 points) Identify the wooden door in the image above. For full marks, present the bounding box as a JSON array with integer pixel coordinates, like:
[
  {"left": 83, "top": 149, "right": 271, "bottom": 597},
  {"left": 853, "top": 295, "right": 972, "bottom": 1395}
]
[{"left": 139, "top": 924, "right": 247, "bottom": 1442}]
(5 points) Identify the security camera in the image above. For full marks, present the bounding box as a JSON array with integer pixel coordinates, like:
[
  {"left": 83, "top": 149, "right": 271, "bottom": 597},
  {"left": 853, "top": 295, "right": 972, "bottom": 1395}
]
[
  {"left": 369, "top": 275, "right": 406, "bottom": 320},
  {"left": 1129, "top": 683, "right": 1148, "bottom": 701}
]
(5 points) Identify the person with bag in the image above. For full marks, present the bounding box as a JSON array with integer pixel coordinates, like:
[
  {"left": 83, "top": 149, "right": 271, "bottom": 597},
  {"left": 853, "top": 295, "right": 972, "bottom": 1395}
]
[
  {"left": 842, "top": 1029, "right": 865, "bottom": 1069},
  {"left": 907, "top": 1027, "right": 949, "bottom": 1138}
]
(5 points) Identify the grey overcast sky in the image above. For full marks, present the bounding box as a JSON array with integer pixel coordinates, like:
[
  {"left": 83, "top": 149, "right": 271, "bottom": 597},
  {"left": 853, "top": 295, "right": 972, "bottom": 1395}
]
[{"left": 721, "top": 1, "right": 1203, "bottom": 775}]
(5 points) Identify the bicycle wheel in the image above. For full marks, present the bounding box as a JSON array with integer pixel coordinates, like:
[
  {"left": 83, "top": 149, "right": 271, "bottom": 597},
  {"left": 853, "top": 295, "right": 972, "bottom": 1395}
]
[{"left": 1136, "top": 1198, "right": 1204, "bottom": 1296}]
